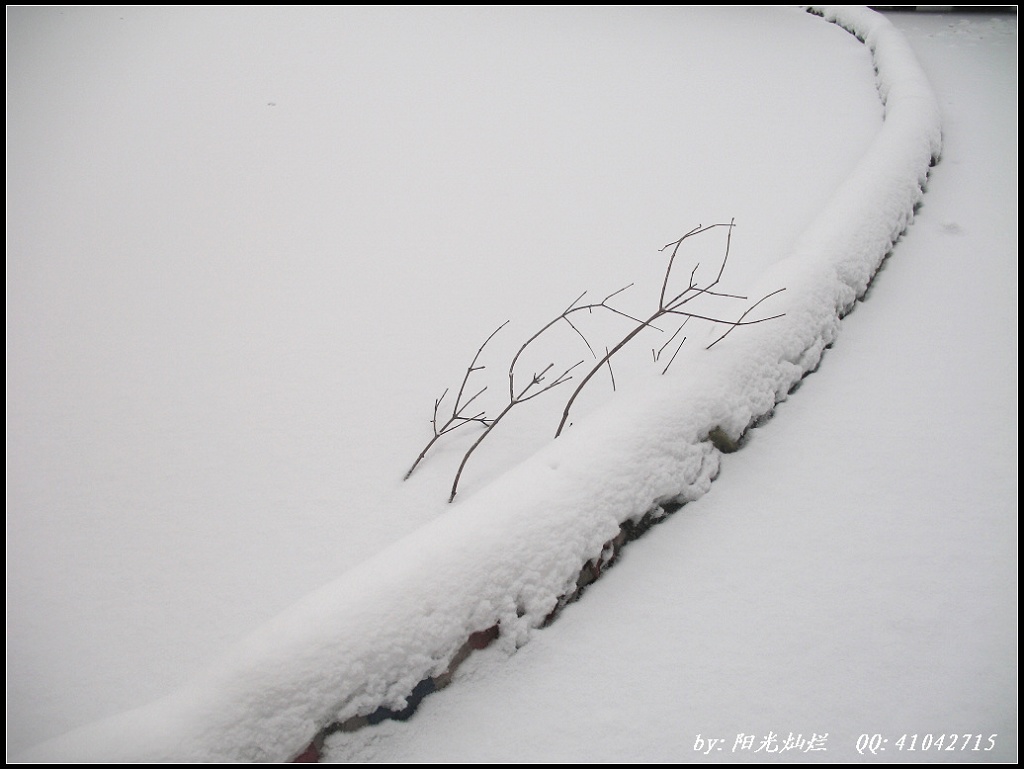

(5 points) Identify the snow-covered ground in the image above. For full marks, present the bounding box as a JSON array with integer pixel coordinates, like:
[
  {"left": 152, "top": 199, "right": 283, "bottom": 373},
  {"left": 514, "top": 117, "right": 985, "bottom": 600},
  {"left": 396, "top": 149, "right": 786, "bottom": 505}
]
[
  {"left": 7, "top": 6, "right": 1015, "bottom": 762},
  {"left": 319, "top": 10, "right": 1018, "bottom": 763}
]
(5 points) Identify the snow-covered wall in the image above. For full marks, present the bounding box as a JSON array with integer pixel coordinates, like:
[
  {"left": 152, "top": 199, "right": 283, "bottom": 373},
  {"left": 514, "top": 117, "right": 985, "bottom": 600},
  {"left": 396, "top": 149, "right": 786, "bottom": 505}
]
[{"left": 18, "top": 7, "right": 941, "bottom": 763}]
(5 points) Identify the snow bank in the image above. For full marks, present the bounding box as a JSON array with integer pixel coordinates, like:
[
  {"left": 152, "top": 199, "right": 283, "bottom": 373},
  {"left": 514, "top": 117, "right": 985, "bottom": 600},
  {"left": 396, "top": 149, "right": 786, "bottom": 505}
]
[{"left": 17, "top": 7, "right": 940, "bottom": 763}]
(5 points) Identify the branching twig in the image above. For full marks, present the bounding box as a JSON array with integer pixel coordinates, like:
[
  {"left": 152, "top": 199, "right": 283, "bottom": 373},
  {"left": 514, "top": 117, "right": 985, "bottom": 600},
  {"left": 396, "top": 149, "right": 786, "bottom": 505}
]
[
  {"left": 507, "top": 285, "right": 645, "bottom": 400},
  {"left": 555, "top": 220, "right": 787, "bottom": 437},
  {"left": 659, "top": 221, "right": 735, "bottom": 310},
  {"left": 447, "top": 284, "right": 652, "bottom": 500},
  {"left": 706, "top": 288, "right": 787, "bottom": 350},
  {"left": 604, "top": 346, "right": 616, "bottom": 392},
  {"left": 449, "top": 359, "right": 582, "bottom": 502},
  {"left": 654, "top": 319, "right": 690, "bottom": 362},
  {"left": 410, "top": 219, "right": 787, "bottom": 501},
  {"left": 554, "top": 313, "right": 657, "bottom": 437},
  {"left": 404, "top": 321, "right": 508, "bottom": 480},
  {"left": 411, "top": 283, "right": 644, "bottom": 497}
]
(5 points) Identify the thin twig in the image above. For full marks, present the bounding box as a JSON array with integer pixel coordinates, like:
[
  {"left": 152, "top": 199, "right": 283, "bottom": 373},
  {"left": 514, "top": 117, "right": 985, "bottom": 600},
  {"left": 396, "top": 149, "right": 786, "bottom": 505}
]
[
  {"left": 404, "top": 320, "right": 508, "bottom": 480},
  {"left": 658, "top": 221, "right": 734, "bottom": 309},
  {"left": 449, "top": 359, "right": 582, "bottom": 502},
  {"left": 447, "top": 283, "right": 642, "bottom": 499},
  {"left": 661, "top": 337, "right": 687, "bottom": 375},
  {"left": 564, "top": 315, "right": 595, "bottom": 357},
  {"left": 555, "top": 311, "right": 657, "bottom": 437},
  {"left": 655, "top": 319, "right": 689, "bottom": 361},
  {"left": 706, "top": 288, "right": 787, "bottom": 350},
  {"left": 556, "top": 218, "right": 781, "bottom": 437},
  {"left": 604, "top": 346, "right": 616, "bottom": 391}
]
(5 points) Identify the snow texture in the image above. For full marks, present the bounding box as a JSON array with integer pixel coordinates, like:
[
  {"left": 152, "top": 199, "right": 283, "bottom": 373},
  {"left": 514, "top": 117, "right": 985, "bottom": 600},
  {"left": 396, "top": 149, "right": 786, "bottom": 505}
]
[{"left": 16, "top": 6, "right": 942, "bottom": 763}]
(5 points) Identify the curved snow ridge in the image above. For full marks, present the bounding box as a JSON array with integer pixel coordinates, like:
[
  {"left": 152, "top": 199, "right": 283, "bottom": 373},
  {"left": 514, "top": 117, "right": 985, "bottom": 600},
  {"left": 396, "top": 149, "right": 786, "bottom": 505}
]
[{"left": 18, "top": 7, "right": 941, "bottom": 764}]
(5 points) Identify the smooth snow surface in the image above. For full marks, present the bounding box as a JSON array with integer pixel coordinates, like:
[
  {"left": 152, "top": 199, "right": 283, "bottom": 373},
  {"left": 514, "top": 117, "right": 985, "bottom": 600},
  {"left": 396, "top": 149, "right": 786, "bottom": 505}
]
[{"left": 7, "top": 6, "right": 1014, "bottom": 763}]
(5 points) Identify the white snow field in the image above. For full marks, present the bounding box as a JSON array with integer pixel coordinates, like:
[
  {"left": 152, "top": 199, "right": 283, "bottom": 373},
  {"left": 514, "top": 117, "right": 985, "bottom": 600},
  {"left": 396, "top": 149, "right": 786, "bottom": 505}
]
[
  {"left": 320, "top": 11, "right": 1018, "bottom": 763},
  {"left": 7, "top": 6, "right": 1015, "bottom": 763}
]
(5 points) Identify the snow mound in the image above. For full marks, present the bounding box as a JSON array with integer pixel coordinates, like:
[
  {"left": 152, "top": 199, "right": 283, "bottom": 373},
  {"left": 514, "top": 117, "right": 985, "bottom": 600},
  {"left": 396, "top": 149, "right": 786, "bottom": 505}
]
[{"left": 18, "top": 6, "right": 941, "bottom": 763}]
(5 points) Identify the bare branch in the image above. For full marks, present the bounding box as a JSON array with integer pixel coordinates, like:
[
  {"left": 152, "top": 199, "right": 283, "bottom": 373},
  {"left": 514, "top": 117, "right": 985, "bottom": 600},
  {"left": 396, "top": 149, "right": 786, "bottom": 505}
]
[
  {"left": 665, "top": 284, "right": 748, "bottom": 310},
  {"left": 509, "top": 286, "right": 641, "bottom": 399},
  {"left": 517, "top": 360, "right": 583, "bottom": 404},
  {"left": 661, "top": 337, "right": 687, "bottom": 375},
  {"left": 663, "top": 308, "right": 778, "bottom": 325},
  {"left": 605, "top": 346, "right": 616, "bottom": 391},
  {"left": 658, "top": 221, "right": 735, "bottom": 309},
  {"left": 562, "top": 289, "right": 589, "bottom": 315},
  {"left": 449, "top": 404, "right": 514, "bottom": 503},
  {"left": 556, "top": 311, "right": 658, "bottom": 437},
  {"left": 710, "top": 217, "right": 735, "bottom": 290},
  {"left": 421, "top": 219, "right": 784, "bottom": 501},
  {"left": 431, "top": 388, "right": 448, "bottom": 436},
  {"left": 658, "top": 223, "right": 705, "bottom": 308},
  {"left": 556, "top": 218, "right": 778, "bottom": 438},
  {"left": 405, "top": 321, "right": 508, "bottom": 480},
  {"left": 655, "top": 319, "right": 689, "bottom": 361},
  {"left": 706, "top": 288, "right": 787, "bottom": 350},
  {"left": 563, "top": 315, "right": 595, "bottom": 358},
  {"left": 448, "top": 360, "right": 582, "bottom": 502},
  {"left": 449, "top": 282, "right": 647, "bottom": 501},
  {"left": 456, "top": 321, "right": 507, "bottom": 411},
  {"left": 602, "top": 283, "right": 633, "bottom": 304},
  {"left": 452, "top": 386, "right": 488, "bottom": 423},
  {"left": 694, "top": 288, "right": 748, "bottom": 301}
]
